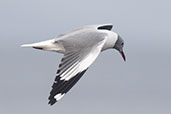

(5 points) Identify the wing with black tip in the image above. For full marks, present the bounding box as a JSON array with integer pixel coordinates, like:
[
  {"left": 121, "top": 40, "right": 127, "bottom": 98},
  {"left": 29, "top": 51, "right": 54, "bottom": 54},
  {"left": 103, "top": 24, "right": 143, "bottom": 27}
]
[{"left": 48, "top": 40, "right": 106, "bottom": 105}]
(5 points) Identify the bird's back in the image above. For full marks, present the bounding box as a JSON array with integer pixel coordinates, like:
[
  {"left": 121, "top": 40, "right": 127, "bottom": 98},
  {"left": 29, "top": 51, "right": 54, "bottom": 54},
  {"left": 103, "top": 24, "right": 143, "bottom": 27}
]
[{"left": 55, "top": 29, "right": 107, "bottom": 53}]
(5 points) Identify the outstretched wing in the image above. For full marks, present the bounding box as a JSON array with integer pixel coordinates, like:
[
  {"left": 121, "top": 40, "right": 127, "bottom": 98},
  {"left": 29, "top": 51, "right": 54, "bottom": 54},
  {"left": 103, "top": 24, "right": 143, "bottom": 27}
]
[{"left": 48, "top": 40, "right": 106, "bottom": 105}]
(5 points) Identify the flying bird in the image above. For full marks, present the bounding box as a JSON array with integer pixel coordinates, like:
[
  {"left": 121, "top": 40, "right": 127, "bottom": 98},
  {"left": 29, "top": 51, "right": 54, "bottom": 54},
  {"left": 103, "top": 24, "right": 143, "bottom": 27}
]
[{"left": 21, "top": 24, "right": 126, "bottom": 105}]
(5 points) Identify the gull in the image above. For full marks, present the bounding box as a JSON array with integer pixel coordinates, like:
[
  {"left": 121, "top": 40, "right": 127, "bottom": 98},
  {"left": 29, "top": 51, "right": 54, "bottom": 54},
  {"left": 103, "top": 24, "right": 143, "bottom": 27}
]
[{"left": 21, "top": 24, "right": 126, "bottom": 105}]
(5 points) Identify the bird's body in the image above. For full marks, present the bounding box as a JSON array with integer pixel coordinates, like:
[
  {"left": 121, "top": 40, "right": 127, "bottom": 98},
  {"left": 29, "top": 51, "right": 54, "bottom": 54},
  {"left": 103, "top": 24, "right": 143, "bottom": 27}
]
[{"left": 21, "top": 24, "right": 126, "bottom": 105}]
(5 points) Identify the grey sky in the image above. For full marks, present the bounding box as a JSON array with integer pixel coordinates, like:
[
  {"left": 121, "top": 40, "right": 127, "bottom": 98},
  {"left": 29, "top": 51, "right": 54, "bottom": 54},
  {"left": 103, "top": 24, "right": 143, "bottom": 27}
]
[{"left": 0, "top": 0, "right": 171, "bottom": 114}]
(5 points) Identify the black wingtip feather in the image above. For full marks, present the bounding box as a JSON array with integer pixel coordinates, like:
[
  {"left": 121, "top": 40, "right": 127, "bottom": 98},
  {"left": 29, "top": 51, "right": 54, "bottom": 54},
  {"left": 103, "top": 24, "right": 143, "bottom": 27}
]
[
  {"left": 48, "top": 98, "right": 57, "bottom": 105},
  {"left": 48, "top": 69, "right": 88, "bottom": 105},
  {"left": 97, "top": 25, "right": 113, "bottom": 31}
]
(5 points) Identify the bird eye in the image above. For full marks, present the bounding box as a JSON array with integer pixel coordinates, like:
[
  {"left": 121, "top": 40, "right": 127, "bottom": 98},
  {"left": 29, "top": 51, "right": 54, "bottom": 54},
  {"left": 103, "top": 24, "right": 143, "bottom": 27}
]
[{"left": 121, "top": 42, "right": 124, "bottom": 46}]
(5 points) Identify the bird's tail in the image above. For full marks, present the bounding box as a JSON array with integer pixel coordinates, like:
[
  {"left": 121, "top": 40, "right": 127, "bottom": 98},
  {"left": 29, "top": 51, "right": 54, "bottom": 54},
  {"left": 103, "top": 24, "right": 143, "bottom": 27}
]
[{"left": 21, "top": 39, "right": 65, "bottom": 53}]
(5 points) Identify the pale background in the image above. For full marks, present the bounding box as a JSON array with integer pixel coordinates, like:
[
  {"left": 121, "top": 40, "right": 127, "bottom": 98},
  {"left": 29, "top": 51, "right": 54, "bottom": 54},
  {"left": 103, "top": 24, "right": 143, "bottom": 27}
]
[{"left": 0, "top": 0, "right": 171, "bottom": 114}]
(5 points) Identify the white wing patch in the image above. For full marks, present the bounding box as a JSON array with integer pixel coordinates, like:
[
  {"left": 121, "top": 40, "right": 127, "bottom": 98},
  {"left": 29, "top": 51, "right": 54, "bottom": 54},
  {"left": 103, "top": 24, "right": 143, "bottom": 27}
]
[
  {"left": 60, "top": 61, "right": 80, "bottom": 80},
  {"left": 54, "top": 93, "right": 65, "bottom": 101},
  {"left": 57, "top": 40, "right": 105, "bottom": 81},
  {"left": 78, "top": 40, "right": 105, "bottom": 72},
  {"left": 60, "top": 40, "right": 106, "bottom": 81}
]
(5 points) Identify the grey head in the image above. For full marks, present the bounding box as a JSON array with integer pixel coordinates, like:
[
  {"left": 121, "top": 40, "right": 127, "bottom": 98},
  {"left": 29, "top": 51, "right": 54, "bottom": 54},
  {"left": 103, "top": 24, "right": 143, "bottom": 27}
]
[{"left": 113, "top": 35, "right": 126, "bottom": 61}]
